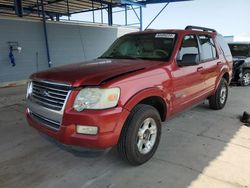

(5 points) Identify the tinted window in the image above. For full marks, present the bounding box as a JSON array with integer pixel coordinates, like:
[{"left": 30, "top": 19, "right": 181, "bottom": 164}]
[
  {"left": 216, "top": 34, "right": 232, "bottom": 61},
  {"left": 177, "top": 35, "right": 199, "bottom": 62},
  {"left": 198, "top": 35, "right": 217, "bottom": 61}
]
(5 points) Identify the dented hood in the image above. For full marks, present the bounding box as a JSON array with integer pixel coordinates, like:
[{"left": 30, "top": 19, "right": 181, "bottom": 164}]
[{"left": 31, "top": 59, "right": 161, "bottom": 87}]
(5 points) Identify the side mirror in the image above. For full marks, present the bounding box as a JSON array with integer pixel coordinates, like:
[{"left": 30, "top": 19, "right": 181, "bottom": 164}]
[{"left": 178, "top": 54, "right": 199, "bottom": 66}]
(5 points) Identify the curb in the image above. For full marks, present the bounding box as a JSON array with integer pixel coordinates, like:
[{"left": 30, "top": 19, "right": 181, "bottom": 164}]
[{"left": 0, "top": 80, "right": 28, "bottom": 88}]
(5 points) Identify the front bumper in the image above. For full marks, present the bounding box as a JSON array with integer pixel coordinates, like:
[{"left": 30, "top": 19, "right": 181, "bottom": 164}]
[{"left": 26, "top": 106, "right": 130, "bottom": 149}]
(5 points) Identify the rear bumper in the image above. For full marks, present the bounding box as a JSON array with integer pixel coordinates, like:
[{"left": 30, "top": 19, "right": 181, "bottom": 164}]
[{"left": 26, "top": 107, "right": 130, "bottom": 149}]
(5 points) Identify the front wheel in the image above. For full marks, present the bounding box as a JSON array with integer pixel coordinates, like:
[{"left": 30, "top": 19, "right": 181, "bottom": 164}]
[
  {"left": 117, "top": 104, "right": 161, "bottom": 165},
  {"left": 209, "top": 78, "right": 228, "bottom": 110}
]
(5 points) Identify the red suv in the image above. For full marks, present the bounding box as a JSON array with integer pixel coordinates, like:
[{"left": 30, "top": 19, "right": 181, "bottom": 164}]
[{"left": 26, "top": 26, "right": 233, "bottom": 165}]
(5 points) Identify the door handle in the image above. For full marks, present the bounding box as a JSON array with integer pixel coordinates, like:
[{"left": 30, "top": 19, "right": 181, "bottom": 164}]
[
  {"left": 217, "top": 61, "right": 223, "bottom": 65},
  {"left": 197, "top": 67, "right": 204, "bottom": 72}
]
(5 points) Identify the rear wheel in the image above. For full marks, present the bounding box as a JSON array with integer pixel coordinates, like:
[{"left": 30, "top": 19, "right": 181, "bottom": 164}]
[
  {"left": 117, "top": 104, "right": 161, "bottom": 165},
  {"left": 209, "top": 78, "right": 228, "bottom": 110},
  {"left": 241, "top": 70, "right": 250, "bottom": 86}
]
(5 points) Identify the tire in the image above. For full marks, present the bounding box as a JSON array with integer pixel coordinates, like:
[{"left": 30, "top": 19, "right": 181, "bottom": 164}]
[
  {"left": 241, "top": 70, "right": 250, "bottom": 86},
  {"left": 209, "top": 78, "right": 228, "bottom": 110},
  {"left": 117, "top": 104, "right": 162, "bottom": 166}
]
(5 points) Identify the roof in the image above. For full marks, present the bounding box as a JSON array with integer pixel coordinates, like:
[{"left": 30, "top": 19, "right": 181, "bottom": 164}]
[
  {"left": 0, "top": 0, "right": 191, "bottom": 19},
  {"left": 124, "top": 25, "right": 217, "bottom": 35}
]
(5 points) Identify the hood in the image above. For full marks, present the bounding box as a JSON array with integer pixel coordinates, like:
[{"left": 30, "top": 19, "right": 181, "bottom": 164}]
[
  {"left": 31, "top": 59, "right": 162, "bottom": 87},
  {"left": 233, "top": 56, "right": 248, "bottom": 61}
]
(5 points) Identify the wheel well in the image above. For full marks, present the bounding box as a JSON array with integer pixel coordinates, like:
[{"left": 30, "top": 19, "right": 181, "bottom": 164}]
[
  {"left": 139, "top": 96, "right": 167, "bottom": 121},
  {"left": 223, "top": 72, "right": 230, "bottom": 84}
]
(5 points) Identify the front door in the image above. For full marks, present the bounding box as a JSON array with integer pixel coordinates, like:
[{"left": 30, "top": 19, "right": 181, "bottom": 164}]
[{"left": 171, "top": 34, "right": 205, "bottom": 114}]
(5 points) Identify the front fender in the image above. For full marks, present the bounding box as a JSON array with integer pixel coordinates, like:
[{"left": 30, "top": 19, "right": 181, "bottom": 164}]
[
  {"left": 123, "top": 87, "right": 169, "bottom": 113},
  {"left": 111, "top": 87, "right": 169, "bottom": 145}
]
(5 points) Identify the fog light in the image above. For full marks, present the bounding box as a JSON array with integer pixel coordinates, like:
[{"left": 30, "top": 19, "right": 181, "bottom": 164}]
[{"left": 76, "top": 125, "right": 98, "bottom": 135}]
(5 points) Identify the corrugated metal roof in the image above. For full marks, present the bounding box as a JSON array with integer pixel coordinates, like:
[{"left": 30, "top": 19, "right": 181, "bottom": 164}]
[
  {"left": 120, "top": 0, "right": 190, "bottom": 5},
  {"left": 0, "top": 0, "right": 190, "bottom": 19}
]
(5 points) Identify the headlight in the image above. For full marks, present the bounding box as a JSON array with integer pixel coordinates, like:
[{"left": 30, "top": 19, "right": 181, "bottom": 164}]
[
  {"left": 73, "top": 87, "right": 120, "bottom": 111},
  {"left": 26, "top": 81, "right": 33, "bottom": 98}
]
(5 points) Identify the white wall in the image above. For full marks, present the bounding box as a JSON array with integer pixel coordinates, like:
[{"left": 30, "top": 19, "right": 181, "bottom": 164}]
[{"left": 0, "top": 17, "right": 138, "bottom": 83}]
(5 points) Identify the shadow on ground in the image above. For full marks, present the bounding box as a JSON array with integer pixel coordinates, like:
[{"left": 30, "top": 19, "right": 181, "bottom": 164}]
[{"left": 0, "top": 86, "right": 250, "bottom": 188}]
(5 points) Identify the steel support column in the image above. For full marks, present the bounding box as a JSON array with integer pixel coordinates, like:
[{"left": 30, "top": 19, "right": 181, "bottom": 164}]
[
  {"left": 100, "top": 2, "right": 103, "bottom": 23},
  {"left": 145, "top": 2, "right": 170, "bottom": 30},
  {"left": 56, "top": 14, "right": 60, "bottom": 21},
  {"left": 139, "top": 6, "right": 142, "bottom": 31},
  {"left": 125, "top": 5, "right": 127, "bottom": 26},
  {"left": 66, "top": 0, "right": 70, "bottom": 20},
  {"left": 41, "top": 0, "right": 52, "bottom": 68},
  {"left": 107, "top": 4, "right": 113, "bottom": 26},
  {"left": 14, "top": 0, "right": 23, "bottom": 17},
  {"left": 92, "top": 0, "right": 95, "bottom": 23},
  {"left": 131, "top": 5, "right": 142, "bottom": 30}
]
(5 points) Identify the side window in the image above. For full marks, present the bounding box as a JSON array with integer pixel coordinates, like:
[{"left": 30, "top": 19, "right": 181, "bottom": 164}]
[
  {"left": 216, "top": 34, "right": 233, "bottom": 62},
  {"left": 177, "top": 35, "right": 199, "bottom": 64},
  {"left": 198, "top": 35, "right": 217, "bottom": 61}
]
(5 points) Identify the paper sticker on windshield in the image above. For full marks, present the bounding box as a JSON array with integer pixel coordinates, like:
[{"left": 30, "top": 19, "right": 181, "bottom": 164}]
[{"left": 155, "top": 33, "right": 175, "bottom": 38}]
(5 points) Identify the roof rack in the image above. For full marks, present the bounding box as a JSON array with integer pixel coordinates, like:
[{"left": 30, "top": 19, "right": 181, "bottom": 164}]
[{"left": 185, "top": 25, "right": 217, "bottom": 33}]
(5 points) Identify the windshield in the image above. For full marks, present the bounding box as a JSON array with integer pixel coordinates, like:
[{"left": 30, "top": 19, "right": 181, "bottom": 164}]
[
  {"left": 100, "top": 33, "right": 177, "bottom": 61},
  {"left": 229, "top": 44, "right": 250, "bottom": 57}
]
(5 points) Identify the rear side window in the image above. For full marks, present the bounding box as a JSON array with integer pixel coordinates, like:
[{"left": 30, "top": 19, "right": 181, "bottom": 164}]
[
  {"left": 216, "top": 34, "right": 232, "bottom": 62},
  {"left": 177, "top": 35, "right": 199, "bottom": 62},
  {"left": 198, "top": 35, "right": 217, "bottom": 61}
]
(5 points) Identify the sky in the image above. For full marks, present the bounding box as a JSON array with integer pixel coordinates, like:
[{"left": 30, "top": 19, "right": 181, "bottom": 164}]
[{"left": 70, "top": 0, "right": 250, "bottom": 37}]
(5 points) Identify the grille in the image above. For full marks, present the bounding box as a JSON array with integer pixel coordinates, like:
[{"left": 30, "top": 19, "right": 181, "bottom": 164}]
[
  {"left": 31, "top": 80, "right": 71, "bottom": 111},
  {"left": 30, "top": 111, "right": 60, "bottom": 131}
]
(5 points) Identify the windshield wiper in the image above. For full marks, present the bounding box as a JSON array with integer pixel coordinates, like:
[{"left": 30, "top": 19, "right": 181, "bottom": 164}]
[
  {"left": 99, "top": 55, "right": 141, "bottom": 60},
  {"left": 113, "top": 55, "right": 141, "bottom": 59},
  {"left": 98, "top": 56, "right": 113, "bottom": 59}
]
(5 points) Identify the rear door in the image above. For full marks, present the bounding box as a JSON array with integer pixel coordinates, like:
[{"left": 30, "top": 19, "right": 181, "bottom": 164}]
[
  {"left": 197, "top": 34, "right": 220, "bottom": 94},
  {"left": 172, "top": 34, "right": 205, "bottom": 113}
]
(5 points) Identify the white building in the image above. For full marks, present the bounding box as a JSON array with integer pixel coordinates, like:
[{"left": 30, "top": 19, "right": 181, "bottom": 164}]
[{"left": 224, "top": 35, "right": 250, "bottom": 43}]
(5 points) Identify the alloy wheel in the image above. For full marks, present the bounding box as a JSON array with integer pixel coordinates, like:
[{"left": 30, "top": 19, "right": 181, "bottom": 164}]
[
  {"left": 243, "top": 72, "right": 250, "bottom": 86},
  {"left": 137, "top": 118, "right": 157, "bottom": 154}
]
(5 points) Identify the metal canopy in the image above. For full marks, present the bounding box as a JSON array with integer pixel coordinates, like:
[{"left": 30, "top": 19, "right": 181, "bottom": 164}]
[
  {"left": 0, "top": 0, "right": 190, "bottom": 68},
  {"left": 120, "top": 0, "right": 190, "bottom": 5},
  {"left": 0, "top": 0, "right": 190, "bottom": 19},
  {"left": 0, "top": 0, "right": 114, "bottom": 18}
]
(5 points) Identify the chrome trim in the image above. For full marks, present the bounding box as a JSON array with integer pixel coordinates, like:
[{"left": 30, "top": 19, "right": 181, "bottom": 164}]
[
  {"left": 30, "top": 80, "right": 71, "bottom": 111},
  {"left": 30, "top": 97, "right": 62, "bottom": 111},
  {"left": 33, "top": 88, "right": 67, "bottom": 98},
  {"left": 33, "top": 90, "right": 65, "bottom": 101},
  {"left": 26, "top": 79, "right": 72, "bottom": 131},
  {"left": 32, "top": 83, "right": 69, "bottom": 93},
  {"left": 61, "top": 90, "right": 72, "bottom": 115},
  {"left": 27, "top": 90, "right": 71, "bottom": 123},
  {"left": 32, "top": 79, "right": 71, "bottom": 87},
  {"left": 32, "top": 93, "right": 64, "bottom": 105},
  {"left": 28, "top": 109, "right": 60, "bottom": 131},
  {"left": 27, "top": 99, "right": 63, "bottom": 123}
]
